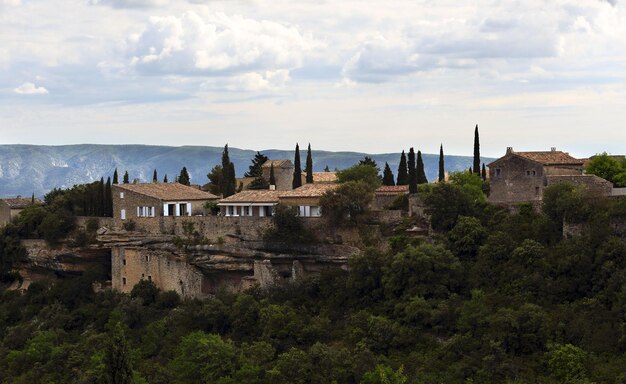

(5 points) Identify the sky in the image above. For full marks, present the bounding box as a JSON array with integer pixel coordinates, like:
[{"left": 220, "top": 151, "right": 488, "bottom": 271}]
[{"left": 1, "top": 0, "right": 625, "bottom": 158}]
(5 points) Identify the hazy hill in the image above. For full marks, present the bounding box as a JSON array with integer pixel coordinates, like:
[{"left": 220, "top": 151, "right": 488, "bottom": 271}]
[{"left": 0, "top": 145, "right": 493, "bottom": 197}]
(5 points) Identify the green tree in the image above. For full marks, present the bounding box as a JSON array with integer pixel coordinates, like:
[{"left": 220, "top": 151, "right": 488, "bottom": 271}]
[
  {"left": 361, "top": 365, "right": 407, "bottom": 384},
  {"left": 448, "top": 216, "right": 486, "bottom": 259},
  {"left": 103, "top": 322, "right": 133, "bottom": 384},
  {"left": 170, "top": 331, "right": 236, "bottom": 384},
  {"left": 113, "top": 168, "right": 119, "bottom": 184},
  {"left": 163, "top": 174, "right": 168, "bottom": 183},
  {"left": 382, "top": 162, "right": 395, "bottom": 186},
  {"left": 178, "top": 167, "right": 190, "bottom": 186},
  {"left": 481, "top": 163, "right": 487, "bottom": 181},
  {"left": 219, "top": 144, "right": 236, "bottom": 197},
  {"left": 416, "top": 150, "right": 427, "bottom": 184},
  {"left": 244, "top": 151, "right": 269, "bottom": 178},
  {"left": 438, "top": 144, "right": 445, "bottom": 182},
  {"left": 152, "top": 169, "right": 158, "bottom": 183},
  {"left": 293, "top": 143, "right": 302, "bottom": 189},
  {"left": 320, "top": 181, "right": 374, "bottom": 225},
  {"left": 336, "top": 164, "right": 381, "bottom": 190},
  {"left": 359, "top": 156, "right": 379, "bottom": 171},
  {"left": 397, "top": 150, "right": 408, "bottom": 185},
  {"left": 585, "top": 153, "right": 626, "bottom": 187},
  {"left": 207, "top": 165, "right": 223, "bottom": 195},
  {"left": 424, "top": 182, "right": 475, "bottom": 231},
  {"left": 130, "top": 279, "right": 159, "bottom": 306},
  {"left": 408, "top": 148, "right": 417, "bottom": 193},
  {"left": 105, "top": 177, "right": 112, "bottom": 217},
  {"left": 269, "top": 163, "right": 276, "bottom": 186},
  {"left": 123, "top": 171, "right": 129, "bottom": 184},
  {"left": 473, "top": 124, "right": 480, "bottom": 176},
  {"left": 305, "top": 143, "right": 314, "bottom": 184},
  {"left": 546, "top": 344, "right": 590, "bottom": 384}
]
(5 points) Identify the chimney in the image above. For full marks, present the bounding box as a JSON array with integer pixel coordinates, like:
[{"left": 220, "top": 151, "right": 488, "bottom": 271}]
[
  {"left": 506, "top": 147, "right": 513, "bottom": 154},
  {"left": 551, "top": 147, "right": 557, "bottom": 152},
  {"left": 269, "top": 185, "right": 276, "bottom": 191}
]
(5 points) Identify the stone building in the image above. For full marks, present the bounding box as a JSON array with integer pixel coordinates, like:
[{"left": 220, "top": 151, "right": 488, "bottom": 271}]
[
  {"left": 0, "top": 197, "right": 39, "bottom": 227},
  {"left": 218, "top": 190, "right": 281, "bottom": 217},
  {"left": 262, "top": 159, "right": 294, "bottom": 191},
  {"left": 280, "top": 183, "right": 338, "bottom": 217},
  {"left": 374, "top": 185, "right": 409, "bottom": 210},
  {"left": 112, "top": 182, "right": 219, "bottom": 222},
  {"left": 488, "top": 147, "right": 590, "bottom": 205}
]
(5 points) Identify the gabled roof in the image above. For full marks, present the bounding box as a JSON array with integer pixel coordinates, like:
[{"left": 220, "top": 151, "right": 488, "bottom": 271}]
[
  {"left": 0, "top": 197, "right": 39, "bottom": 209},
  {"left": 218, "top": 190, "right": 281, "bottom": 204},
  {"left": 262, "top": 159, "right": 293, "bottom": 169},
  {"left": 375, "top": 185, "right": 409, "bottom": 195},
  {"left": 114, "top": 183, "right": 219, "bottom": 201},
  {"left": 307, "top": 172, "right": 338, "bottom": 183},
  {"left": 489, "top": 148, "right": 584, "bottom": 167},
  {"left": 280, "top": 183, "right": 338, "bottom": 198}
]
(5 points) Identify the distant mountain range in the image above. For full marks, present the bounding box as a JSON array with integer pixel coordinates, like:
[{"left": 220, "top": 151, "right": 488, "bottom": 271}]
[{"left": 0, "top": 145, "right": 494, "bottom": 197}]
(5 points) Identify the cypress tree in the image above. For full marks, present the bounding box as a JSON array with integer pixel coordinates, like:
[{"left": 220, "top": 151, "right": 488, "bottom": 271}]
[
  {"left": 473, "top": 124, "right": 480, "bottom": 176},
  {"left": 163, "top": 174, "right": 168, "bottom": 183},
  {"left": 98, "top": 177, "right": 105, "bottom": 216},
  {"left": 397, "top": 150, "right": 408, "bottom": 185},
  {"left": 178, "top": 167, "right": 190, "bottom": 186},
  {"left": 417, "top": 150, "right": 428, "bottom": 184},
  {"left": 152, "top": 169, "right": 158, "bottom": 183},
  {"left": 438, "top": 144, "right": 445, "bottom": 182},
  {"left": 123, "top": 171, "right": 129, "bottom": 184},
  {"left": 105, "top": 177, "right": 112, "bottom": 217},
  {"left": 481, "top": 163, "right": 487, "bottom": 181},
  {"left": 31, "top": 193, "right": 35, "bottom": 204},
  {"left": 113, "top": 168, "right": 119, "bottom": 184},
  {"left": 269, "top": 163, "right": 276, "bottom": 186},
  {"left": 324, "top": 165, "right": 330, "bottom": 172},
  {"left": 408, "top": 148, "right": 417, "bottom": 194},
  {"left": 219, "top": 144, "right": 236, "bottom": 197},
  {"left": 382, "top": 162, "right": 395, "bottom": 186},
  {"left": 103, "top": 322, "right": 133, "bottom": 384},
  {"left": 305, "top": 143, "right": 314, "bottom": 184},
  {"left": 469, "top": 167, "right": 473, "bottom": 174},
  {"left": 292, "top": 143, "right": 302, "bottom": 189}
]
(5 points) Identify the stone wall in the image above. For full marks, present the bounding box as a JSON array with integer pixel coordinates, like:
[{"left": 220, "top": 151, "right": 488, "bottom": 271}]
[
  {"left": 75, "top": 216, "right": 115, "bottom": 229},
  {"left": 262, "top": 164, "right": 293, "bottom": 191},
  {"left": 546, "top": 175, "right": 613, "bottom": 197},
  {"left": 112, "top": 185, "right": 162, "bottom": 221},
  {"left": 489, "top": 155, "right": 545, "bottom": 204}
]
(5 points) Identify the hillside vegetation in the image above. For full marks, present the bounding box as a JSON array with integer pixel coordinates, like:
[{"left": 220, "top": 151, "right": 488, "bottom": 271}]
[{"left": 2, "top": 176, "right": 626, "bottom": 383}]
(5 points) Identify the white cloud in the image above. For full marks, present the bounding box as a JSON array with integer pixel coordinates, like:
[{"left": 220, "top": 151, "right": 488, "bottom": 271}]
[
  {"left": 126, "top": 11, "right": 320, "bottom": 80},
  {"left": 88, "top": 0, "right": 169, "bottom": 8},
  {"left": 14, "top": 82, "right": 49, "bottom": 95}
]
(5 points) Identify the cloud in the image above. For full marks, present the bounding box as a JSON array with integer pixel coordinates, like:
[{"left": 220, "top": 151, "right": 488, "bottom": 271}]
[
  {"left": 126, "top": 11, "right": 320, "bottom": 80},
  {"left": 14, "top": 82, "right": 49, "bottom": 95},
  {"left": 88, "top": 0, "right": 169, "bottom": 8}
]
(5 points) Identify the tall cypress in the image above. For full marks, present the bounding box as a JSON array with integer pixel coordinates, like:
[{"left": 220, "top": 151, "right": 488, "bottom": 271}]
[
  {"left": 98, "top": 177, "right": 105, "bottom": 216},
  {"left": 269, "top": 163, "right": 276, "bottom": 186},
  {"left": 163, "top": 174, "right": 168, "bottom": 183},
  {"left": 438, "top": 144, "right": 445, "bottom": 182},
  {"left": 178, "top": 167, "right": 190, "bottom": 186},
  {"left": 305, "top": 143, "right": 314, "bottom": 184},
  {"left": 152, "top": 169, "right": 158, "bottom": 183},
  {"left": 123, "top": 171, "right": 129, "bottom": 184},
  {"left": 103, "top": 322, "right": 134, "bottom": 384},
  {"left": 292, "top": 143, "right": 302, "bottom": 189},
  {"left": 408, "top": 148, "right": 417, "bottom": 194},
  {"left": 481, "top": 163, "right": 487, "bottom": 181},
  {"left": 105, "top": 177, "right": 112, "bottom": 217},
  {"left": 113, "top": 168, "right": 119, "bottom": 184},
  {"left": 219, "top": 144, "right": 236, "bottom": 197},
  {"left": 473, "top": 124, "right": 480, "bottom": 176},
  {"left": 397, "top": 150, "right": 408, "bottom": 185},
  {"left": 417, "top": 150, "right": 428, "bottom": 184},
  {"left": 382, "top": 162, "right": 395, "bottom": 186}
]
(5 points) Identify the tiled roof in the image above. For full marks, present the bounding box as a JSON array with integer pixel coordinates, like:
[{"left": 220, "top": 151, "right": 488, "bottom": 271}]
[
  {"left": 1, "top": 197, "right": 38, "bottom": 209},
  {"left": 514, "top": 151, "right": 583, "bottom": 165},
  {"left": 375, "top": 185, "right": 409, "bottom": 194},
  {"left": 218, "top": 190, "right": 281, "bottom": 204},
  {"left": 262, "top": 159, "right": 293, "bottom": 169},
  {"left": 280, "top": 183, "right": 338, "bottom": 198},
  {"left": 114, "top": 183, "right": 219, "bottom": 201},
  {"left": 306, "top": 172, "right": 338, "bottom": 183}
]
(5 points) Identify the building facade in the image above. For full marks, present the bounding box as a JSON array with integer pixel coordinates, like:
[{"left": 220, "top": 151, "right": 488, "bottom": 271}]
[{"left": 0, "top": 197, "right": 38, "bottom": 227}]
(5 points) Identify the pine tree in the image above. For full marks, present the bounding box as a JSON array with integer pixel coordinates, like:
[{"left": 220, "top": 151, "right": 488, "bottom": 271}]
[
  {"left": 105, "top": 177, "right": 112, "bottom": 217},
  {"left": 397, "top": 150, "right": 408, "bottom": 185},
  {"left": 113, "top": 168, "right": 119, "bottom": 184},
  {"left": 178, "top": 167, "right": 190, "bottom": 186},
  {"left": 292, "top": 143, "right": 302, "bottom": 189},
  {"left": 408, "top": 148, "right": 417, "bottom": 194},
  {"left": 382, "top": 162, "right": 395, "bottom": 186},
  {"left": 31, "top": 193, "right": 35, "bottom": 204},
  {"left": 103, "top": 322, "right": 133, "bottom": 384},
  {"left": 152, "top": 169, "right": 158, "bottom": 183},
  {"left": 359, "top": 156, "right": 378, "bottom": 170},
  {"left": 473, "top": 124, "right": 481, "bottom": 176},
  {"left": 123, "top": 171, "right": 129, "bottom": 184},
  {"left": 98, "top": 177, "right": 105, "bottom": 216},
  {"left": 219, "top": 144, "right": 236, "bottom": 197},
  {"left": 269, "top": 163, "right": 276, "bottom": 186},
  {"left": 244, "top": 152, "right": 269, "bottom": 178},
  {"left": 305, "top": 143, "right": 314, "bottom": 184},
  {"left": 439, "top": 144, "right": 445, "bottom": 182},
  {"left": 481, "top": 163, "right": 487, "bottom": 181},
  {"left": 324, "top": 165, "right": 330, "bottom": 172},
  {"left": 417, "top": 150, "right": 428, "bottom": 184},
  {"left": 163, "top": 174, "right": 168, "bottom": 183}
]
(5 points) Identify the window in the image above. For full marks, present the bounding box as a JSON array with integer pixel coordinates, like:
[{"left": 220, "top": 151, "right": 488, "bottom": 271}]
[
  {"left": 121, "top": 209, "right": 126, "bottom": 220},
  {"left": 495, "top": 168, "right": 501, "bottom": 177},
  {"left": 145, "top": 255, "right": 149, "bottom": 262},
  {"left": 148, "top": 275, "right": 152, "bottom": 281},
  {"left": 122, "top": 277, "right": 126, "bottom": 285},
  {"left": 526, "top": 170, "right": 537, "bottom": 177},
  {"left": 120, "top": 192, "right": 124, "bottom": 199},
  {"left": 122, "top": 259, "right": 126, "bottom": 265}
]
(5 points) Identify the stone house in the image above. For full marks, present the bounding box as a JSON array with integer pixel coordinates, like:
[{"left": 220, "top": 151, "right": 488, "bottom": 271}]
[
  {"left": 262, "top": 160, "right": 294, "bottom": 191},
  {"left": 218, "top": 190, "right": 281, "bottom": 217},
  {"left": 374, "top": 185, "right": 409, "bottom": 210},
  {"left": 0, "top": 197, "right": 38, "bottom": 227},
  {"left": 112, "top": 183, "right": 219, "bottom": 222},
  {"left": 279, "top": 183, "right": 338, "bottom": 217},
  {"left": 488, "top": 147, "right": 599, "bottom": 205}
]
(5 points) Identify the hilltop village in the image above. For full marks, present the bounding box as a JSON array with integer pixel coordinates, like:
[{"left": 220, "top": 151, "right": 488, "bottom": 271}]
[{"left": 3, "top": 132, "right": 626, "bottom": 383}]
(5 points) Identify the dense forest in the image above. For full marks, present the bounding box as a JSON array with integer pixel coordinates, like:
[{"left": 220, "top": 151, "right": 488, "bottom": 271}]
[{"left": 2, "top": 170, "right": 626, "bottom": 383}]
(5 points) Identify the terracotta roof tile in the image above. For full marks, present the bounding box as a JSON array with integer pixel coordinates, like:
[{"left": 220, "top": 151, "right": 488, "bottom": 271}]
[
  {"left": 114, "top": 183, "right": 219, "bottom": 201},
  {"left": 309, "top": 172, "right": 338, "bottom": 183},
  {"left": 280, "top": 183, "right": 338, "bottom": 198},
  {"left": 262, "top": 159, "right": 293, "bottom": 169},
  {"left": 1, "top": 197, "right": 39, "bottom": 209},
  {"left": 218, "top": 190, "right": 281, "bottom": 204},
  {"left": 514, "top": 151, "right": 583, "bottom": 165},
  {"left": 375, "top": 185, "right": 409, "bottom": 194}
]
